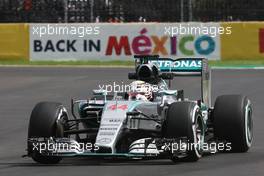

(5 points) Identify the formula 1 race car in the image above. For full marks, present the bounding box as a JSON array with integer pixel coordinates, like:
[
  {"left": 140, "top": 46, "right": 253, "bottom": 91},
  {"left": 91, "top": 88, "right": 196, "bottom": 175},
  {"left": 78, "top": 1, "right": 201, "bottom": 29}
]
[{"left": 26, "top": 55, "right": 253, "bottom": 164}]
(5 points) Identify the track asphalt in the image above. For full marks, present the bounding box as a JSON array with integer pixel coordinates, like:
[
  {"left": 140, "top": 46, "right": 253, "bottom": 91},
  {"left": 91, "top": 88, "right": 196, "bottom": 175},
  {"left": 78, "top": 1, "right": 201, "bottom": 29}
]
[{"left": 0, "top": 67, "right": 263, "bottom": 176}]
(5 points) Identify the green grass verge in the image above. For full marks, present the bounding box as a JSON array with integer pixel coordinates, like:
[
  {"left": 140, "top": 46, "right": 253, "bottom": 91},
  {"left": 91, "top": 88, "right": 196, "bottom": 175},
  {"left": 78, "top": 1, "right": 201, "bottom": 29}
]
[
  {"left": 0, "top": 59, "right": 264, "bottom": 67},
  {"left": 0, "top": 60, "right": 134, "bottom": 66},
  {"left": 209, "top": 60, "right": 264, "bottom": 67}
]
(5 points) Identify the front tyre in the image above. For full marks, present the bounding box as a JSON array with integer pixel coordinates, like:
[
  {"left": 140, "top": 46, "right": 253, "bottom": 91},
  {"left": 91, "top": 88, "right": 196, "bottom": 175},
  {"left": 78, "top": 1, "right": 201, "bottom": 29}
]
[
  {"left": 28, "top": 102, "right": 68, "bottom": 164},
  {"left": 163, "top": 102, "right": 205, "bottom": 162},
  {"left": 213, "top": 95, "right": 253, "bottom": 152}
]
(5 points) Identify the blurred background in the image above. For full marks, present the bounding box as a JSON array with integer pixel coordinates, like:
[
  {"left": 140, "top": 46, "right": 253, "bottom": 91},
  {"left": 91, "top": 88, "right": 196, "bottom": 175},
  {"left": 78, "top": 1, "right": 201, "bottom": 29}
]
[{"left": 0, "top": 0, "right": 264, "bottom": 23}]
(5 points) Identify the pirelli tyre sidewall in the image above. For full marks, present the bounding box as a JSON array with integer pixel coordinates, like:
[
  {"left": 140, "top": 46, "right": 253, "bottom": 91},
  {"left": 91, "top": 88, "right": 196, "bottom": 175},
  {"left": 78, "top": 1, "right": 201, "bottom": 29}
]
[
  {"left": 164, "top": 101, "right": 205, "bottom": 162},
  {"left": 28, "top": 102, "right": 68, "bottom": 164},
  {"left": 213, "top": 95, "right": 253, "bottom": 152}
]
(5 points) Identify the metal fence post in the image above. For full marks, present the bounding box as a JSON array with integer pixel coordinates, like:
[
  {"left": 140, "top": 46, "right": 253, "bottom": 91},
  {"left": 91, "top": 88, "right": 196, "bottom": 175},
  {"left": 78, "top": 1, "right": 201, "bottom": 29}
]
[
  {"left": 64, "top": 0, "right": 68, "bottom": 23},
  {"left": 180, "top": 0, "right": 184, "bottom": 22},
  {"left": 90, "top": 0, "right": 94, "bottom": 22},
  {"left": 188, "top": 0, "right": 193, "bottom": 21}
]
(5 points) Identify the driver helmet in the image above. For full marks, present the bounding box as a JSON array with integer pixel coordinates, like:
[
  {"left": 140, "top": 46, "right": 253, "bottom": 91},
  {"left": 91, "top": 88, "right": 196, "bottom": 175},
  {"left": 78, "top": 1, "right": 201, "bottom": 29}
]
[{"left": 129, "top": 80, "right": 153, "bottom": 101}]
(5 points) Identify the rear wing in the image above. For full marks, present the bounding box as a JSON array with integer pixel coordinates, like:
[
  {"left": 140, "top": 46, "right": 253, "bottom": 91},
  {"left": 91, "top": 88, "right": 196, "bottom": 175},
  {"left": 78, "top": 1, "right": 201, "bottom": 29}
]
[{"left": 134, "top": 55, "right": 211, "bottom": 107}]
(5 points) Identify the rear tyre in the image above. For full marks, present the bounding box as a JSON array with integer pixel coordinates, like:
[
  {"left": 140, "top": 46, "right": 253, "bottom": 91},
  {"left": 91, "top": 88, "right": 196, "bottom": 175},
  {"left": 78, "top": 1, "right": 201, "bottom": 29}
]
[
  {"left": 213, "top": 95, "right": 253, "bottom": 152},
  {"left": 28, "top": 102, "right": 68, "bottom": 164},
  {"left": 163, "top": 102, "right": 205, "bottom": 162}
]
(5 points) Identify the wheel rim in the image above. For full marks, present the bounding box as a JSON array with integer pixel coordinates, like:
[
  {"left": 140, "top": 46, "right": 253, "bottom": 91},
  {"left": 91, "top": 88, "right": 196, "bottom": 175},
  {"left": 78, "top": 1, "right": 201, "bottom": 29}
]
[
  {"left": 195, "top": 115, "right": 204, "bottom": 156},
  {"left": 192, "top": 108, "right": 204, "bottom": 158},
  {"left": 245, "top": 102, "right": 253, "bottom": 147}
]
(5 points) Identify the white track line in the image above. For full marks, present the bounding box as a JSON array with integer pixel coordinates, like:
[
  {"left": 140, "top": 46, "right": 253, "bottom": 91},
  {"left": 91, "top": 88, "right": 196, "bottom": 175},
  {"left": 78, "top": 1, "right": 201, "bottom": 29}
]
[{"left": 212, "top": 66, "right": 264, "bottom": 70}]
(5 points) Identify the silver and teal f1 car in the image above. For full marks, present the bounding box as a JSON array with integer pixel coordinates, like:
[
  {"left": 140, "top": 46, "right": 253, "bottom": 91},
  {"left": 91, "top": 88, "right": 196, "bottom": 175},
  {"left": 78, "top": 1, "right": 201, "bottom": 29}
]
[{"left": 26, "top": 55, "right": 253, "bottom": 164}]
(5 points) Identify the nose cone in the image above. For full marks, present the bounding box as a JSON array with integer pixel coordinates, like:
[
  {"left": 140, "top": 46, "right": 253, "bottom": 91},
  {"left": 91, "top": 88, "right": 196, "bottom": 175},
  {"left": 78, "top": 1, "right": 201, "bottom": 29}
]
[{"left": 95, "top": 101, "right": 136, "bottom": 153}]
